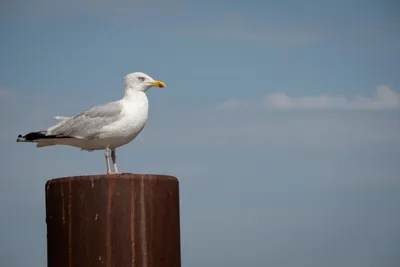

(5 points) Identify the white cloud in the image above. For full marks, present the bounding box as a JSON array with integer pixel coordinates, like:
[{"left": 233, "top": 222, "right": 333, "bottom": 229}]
[
  {"left": 216, "top": 85, "right": 400, "bottom": 112},
  {"left": 264, "top": 85, "right": 400, "bottom": 110},
  {"left": 206, "top": 86, "right": 400, "bottom": 151}
]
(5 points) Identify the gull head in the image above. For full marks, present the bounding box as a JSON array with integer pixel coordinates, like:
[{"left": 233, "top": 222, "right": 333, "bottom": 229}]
[{"left": 124, "top": 72, "right": 166, "bottom": 93}]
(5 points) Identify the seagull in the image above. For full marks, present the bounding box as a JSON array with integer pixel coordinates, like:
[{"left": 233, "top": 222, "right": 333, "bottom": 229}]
[{"left": 16, "top": 72, "right": 166, "bottom": 175}]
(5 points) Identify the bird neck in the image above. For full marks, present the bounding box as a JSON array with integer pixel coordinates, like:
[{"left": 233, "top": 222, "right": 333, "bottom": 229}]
[{"left": 123, "top": 89, "right": 147, "bottom": 101}]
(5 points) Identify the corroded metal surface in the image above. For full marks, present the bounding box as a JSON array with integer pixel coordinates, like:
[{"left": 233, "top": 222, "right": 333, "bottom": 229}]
[{"left": 45, "top": 173, "right": 181, "bottom": 267}]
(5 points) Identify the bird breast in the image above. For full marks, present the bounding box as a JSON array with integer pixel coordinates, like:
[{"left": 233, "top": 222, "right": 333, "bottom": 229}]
[{"left": 99, "top": 95, "right": 149, "bottom": 141}]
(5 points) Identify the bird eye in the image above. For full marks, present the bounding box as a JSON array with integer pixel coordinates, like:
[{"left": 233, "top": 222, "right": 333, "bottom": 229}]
[{"left": 138, "top": 76, "right": 145, "bottom": 82}]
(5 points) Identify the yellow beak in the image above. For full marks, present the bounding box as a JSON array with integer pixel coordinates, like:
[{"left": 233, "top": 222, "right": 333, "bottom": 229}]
[{"left": 150, "top": 80, "right": 166, "bottom": 88}]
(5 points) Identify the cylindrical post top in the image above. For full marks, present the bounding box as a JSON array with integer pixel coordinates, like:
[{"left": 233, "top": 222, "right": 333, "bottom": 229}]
[
  {"left": 46, "top": 173, "right": 178, "bottom": 185},
  {"left": 45, "top": 173, "right": 181, "bottom": 267}
]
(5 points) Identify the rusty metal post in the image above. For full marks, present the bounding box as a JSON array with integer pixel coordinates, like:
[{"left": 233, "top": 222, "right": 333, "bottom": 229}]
[{"left": 45, "top": 173, "right": 181, "bottom": 267}]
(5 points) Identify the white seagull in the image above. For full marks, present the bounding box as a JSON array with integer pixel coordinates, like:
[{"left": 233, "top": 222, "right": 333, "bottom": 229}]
[{"left": 16, "top": 72, "right": 166, "bottom": 174}]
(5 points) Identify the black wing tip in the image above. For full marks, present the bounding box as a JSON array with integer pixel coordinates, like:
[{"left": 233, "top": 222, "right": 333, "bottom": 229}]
[
  {"left": 16, "top": 134, "right": 25, "bottom": 142},
  {"left": 16, "top": 131, "right": 46, "bottom": 142},
  {"left": 17, "top": 131, "right": 72, "bottom": 142}
]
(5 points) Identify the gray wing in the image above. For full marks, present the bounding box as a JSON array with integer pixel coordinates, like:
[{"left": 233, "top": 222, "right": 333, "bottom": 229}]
[{"left": 47, "top": 101, "right": 123, "bottom": 139}]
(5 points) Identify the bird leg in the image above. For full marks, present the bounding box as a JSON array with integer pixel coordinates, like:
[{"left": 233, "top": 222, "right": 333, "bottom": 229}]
[
  {"left": 111, "top": 148, "right": 119, "bottom": 174},
  {"left": 104, "top": 148, "right": 112, "bottom": 174}
]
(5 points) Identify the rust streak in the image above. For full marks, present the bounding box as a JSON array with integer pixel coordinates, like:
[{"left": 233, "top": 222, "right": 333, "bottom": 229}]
[
  {"left": 61, "top": 184, "right": 66, "bottom": 225},
  {"left": 68, "top": 180, "right": 72, "bottom": 267},
  {"left": 106, "top": 178, "right": 115, "bottom": 267},
  {"left": 140, "top": 176, "right": 148, "bottom": 267},
  {"left": 130, "top": 181, "right": 135, "bottom": 267}
]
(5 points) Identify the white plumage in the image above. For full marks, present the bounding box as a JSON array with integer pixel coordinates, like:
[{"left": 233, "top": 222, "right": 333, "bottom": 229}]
[{"left": 17, "top": 72, "right": 166, "bottom": 174}]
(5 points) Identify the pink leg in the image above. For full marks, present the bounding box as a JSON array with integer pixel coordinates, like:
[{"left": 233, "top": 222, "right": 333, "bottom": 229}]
[
  {"left": 111, "top": 149, "right": 119, "bottom": 174},
  {"left": 104, "top": 149, "right": 112, "bottom": 174}
]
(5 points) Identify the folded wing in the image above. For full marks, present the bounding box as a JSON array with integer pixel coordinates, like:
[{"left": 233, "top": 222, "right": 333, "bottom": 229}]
[{"left": 47, "top": 101, "right": 123, "bottom": 140}]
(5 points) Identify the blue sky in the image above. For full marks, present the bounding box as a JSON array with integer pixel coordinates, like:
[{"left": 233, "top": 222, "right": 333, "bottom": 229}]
[{"left": 1, "top": 0, "right": 400, "bottom": 266}]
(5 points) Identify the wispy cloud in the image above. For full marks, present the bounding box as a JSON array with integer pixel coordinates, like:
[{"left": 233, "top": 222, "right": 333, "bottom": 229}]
[
  {"left": 264, "top": 85, "right": 400, "bottom": 110},
  {"left": 216, "top": 85, "right": 400, "bottom": 111}
]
